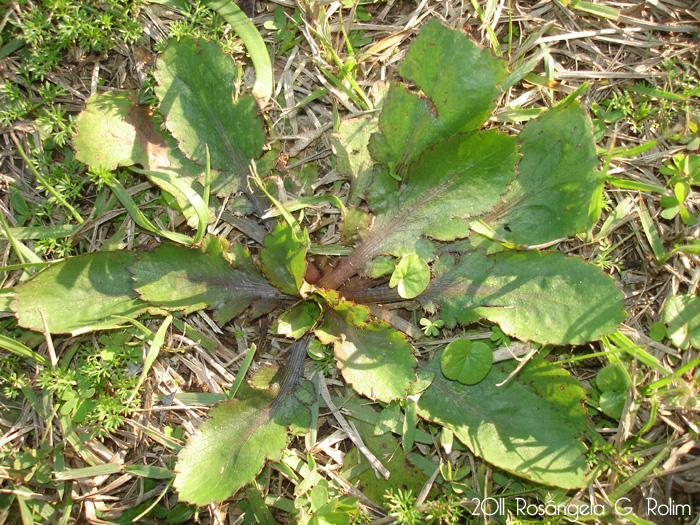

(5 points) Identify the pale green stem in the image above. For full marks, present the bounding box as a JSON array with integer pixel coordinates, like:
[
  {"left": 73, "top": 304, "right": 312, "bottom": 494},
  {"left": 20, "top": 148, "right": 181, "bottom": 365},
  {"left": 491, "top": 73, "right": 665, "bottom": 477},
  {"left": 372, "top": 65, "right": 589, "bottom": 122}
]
[{"left": 10, "top": 132, "right": 84, "bottom": 224}]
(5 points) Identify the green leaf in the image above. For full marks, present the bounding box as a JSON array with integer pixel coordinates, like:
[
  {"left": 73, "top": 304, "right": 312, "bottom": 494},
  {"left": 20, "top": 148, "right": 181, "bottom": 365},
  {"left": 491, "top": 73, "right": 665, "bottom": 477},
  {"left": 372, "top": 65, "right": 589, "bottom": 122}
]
[
  {"left": 332, "top": 117, "right": 378, "bottom": 206},
  {"left": 663, "top": 294, "right": 700, "bottom": 350},
  {"left": 260, "top": 222, "right": 307, "bottom": 295},
  {"left": 340, "top": 415, "right": 428, "bottom": 503},
  {"left": 599, "top": 391, "right": 627, "bottom": 420},
  {"left": 315, "top": 296, "right": 417, "bottom": 403},
  {"left": 131, "top": 236, "right": 287, "bottom": 325},
  {"left": 369, "top": 86, "right": 444, "bottom": 176},
  {"left": 277, "top": 301, "right": 321, "bottom": 339},
  {"left": 417, "top": 351, "right": 588, "bottom": 489},
  {"left": 389, "top": 254, "right": 430, "bottom": 299},
  {"left": 481, "top": 104, "right": 601, "bottom": 246},
  {"left": 74, "top": 92, "right": 147, "bottom": 171},
  {"left": 340, "top": 207, "right": 372, "bottom": 247},
  {"left": 202, "top": 0, "right": 273, "bottom": 102},
  {"left": 440, "top": 339, "right": 492, "bottom": 385},
  {"left": 74, "top": 91, "right": 212, "bottom": 229},
  {"left": 369, "top": 19, "right": 506, "bottom": 174},
  {"left": 10, "top": 251, "right": 148, "bottom": 335},
  {"left": 423, "top": 249, "right": 625, "bottom": 344},
  {"left": 648, "top": 322, "right": 666, "bottom": 342},
  {"left": 596, "top": 364, "right": 630, "bottom": 392},
  {"left": 154, "top": 37, "right": 264, "bottom": 194},
  {"left": 165, "top": 503, "right": 196, "bottom": 524},
  {"left": 398, "top": 18, "right": 507, "bottom": 134},
  {"left": 0, "top": 333, "right": 50, "bottom": 367},
  {"left": 368, "top": 130, "right": 518, "bottom": 259},
  {"left": 174, "top": 340, "right": 314, "bottom": 505},
  {"left": 363, "top": 255, "right": 395, "bottom": 278}
]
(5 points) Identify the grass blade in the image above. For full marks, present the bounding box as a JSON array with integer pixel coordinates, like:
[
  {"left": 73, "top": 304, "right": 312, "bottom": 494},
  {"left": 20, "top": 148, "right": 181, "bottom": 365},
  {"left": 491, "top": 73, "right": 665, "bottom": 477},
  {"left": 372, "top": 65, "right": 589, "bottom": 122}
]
[
  {"left": 107, "top": 179, "right": 193, "bottom": 245},
  {"left": 203, "top": 0, "right": 273, "bottom": 102},
  {"left": 132, "top": 168, "right": 209, "bottom": 244},
  {"left": 9, "top": 132, "right": 84, "bottom": 225},
  {"left": 127, "top": 315, "right": 173, "bottom": 404},
  {"left": 0, "top": 224, "right": 78, "bottom": 240},
  {"left": 0, "top": 333, "right": 50, "bottom": 367},
  {"left": 228, "top": 343, "right": 257, "bottom": 399},
  {"left": 637, "top": 201, "right": 665, "bottom": 261}
]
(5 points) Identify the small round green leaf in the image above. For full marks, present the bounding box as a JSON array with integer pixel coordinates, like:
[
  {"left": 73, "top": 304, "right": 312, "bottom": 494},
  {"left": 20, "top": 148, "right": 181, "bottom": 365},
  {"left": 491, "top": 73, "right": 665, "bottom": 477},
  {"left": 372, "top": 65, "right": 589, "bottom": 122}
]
[
  {"left": 599, "top": 390, "right": 627, "bottom": 420},
  {"left": 648, "top": 322, "right": 666, "bottom": 342},
  {"left": 389, "top": 254, "right": 430, "bottom": 299},
  {"left": 307, "top": 337, "right": 327, "bottom": 360},
  {"left": 595, "top": 364, "right": 629, "bottom": 392},
  {"left": 440, "top": 339, "right": 493, "bottom": 385}
]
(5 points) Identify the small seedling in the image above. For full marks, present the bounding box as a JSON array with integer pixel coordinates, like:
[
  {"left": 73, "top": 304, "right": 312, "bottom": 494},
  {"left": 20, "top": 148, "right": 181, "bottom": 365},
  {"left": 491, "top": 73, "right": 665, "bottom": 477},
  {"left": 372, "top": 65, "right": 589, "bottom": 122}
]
[{"left": 419, "top": 317, "right": 444, "bottom": 337}]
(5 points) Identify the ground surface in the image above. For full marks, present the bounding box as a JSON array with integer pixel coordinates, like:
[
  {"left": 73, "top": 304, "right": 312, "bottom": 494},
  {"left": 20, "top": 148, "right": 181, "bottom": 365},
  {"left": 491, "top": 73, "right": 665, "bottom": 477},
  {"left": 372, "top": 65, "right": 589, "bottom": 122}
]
[{"left": 1, "top": 0, "right": 699, "bottom": 524}]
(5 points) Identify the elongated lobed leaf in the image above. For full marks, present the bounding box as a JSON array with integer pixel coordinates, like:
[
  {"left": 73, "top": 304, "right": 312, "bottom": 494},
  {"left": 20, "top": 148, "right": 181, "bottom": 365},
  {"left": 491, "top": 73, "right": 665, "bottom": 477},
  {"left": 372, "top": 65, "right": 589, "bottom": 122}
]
[
  {"left": 366, "top": 130, "right": 518, "bottom": 260},
  {"left": 315, "top": 295, "right": 417, "bottom": 403},
  {"left": 175, "top": 339, "right": 314, "bottom": 505},
  {"left": 399, "top": 19, "right": 507, "bottom": 136},
  {"left": 317, "top": 129, "right": 517, "bottom": 290},
  {"left": 131, "top": 236, "right": 287, "bottom": 324},
  {"left": 423, "top": 249, "right": 625, "bottom": 344},
  {"left": 481, "top": 104, "right": 601, "bottom": 245},
  {"left": 11, "top": 251, "right": 148, "bottom": 335},
  {"left": 417, "top": 351, "right": 588, "bottom": 489},
  {"left": 370, "top": 19, "right": 506, "bottom": 175},
  {"left": 260, "top": 222, "right": 307, "bottom": 296},
  {"left": 154, "top": 37, "right": 264, "bottom": 194}
]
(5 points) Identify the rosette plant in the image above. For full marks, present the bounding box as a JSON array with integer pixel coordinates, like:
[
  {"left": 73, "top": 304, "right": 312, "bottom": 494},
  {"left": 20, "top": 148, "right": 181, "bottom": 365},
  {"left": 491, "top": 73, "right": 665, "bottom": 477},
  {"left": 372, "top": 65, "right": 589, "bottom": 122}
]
[{"left": 7, "top": 19, "right": 625, "bottom": 505}]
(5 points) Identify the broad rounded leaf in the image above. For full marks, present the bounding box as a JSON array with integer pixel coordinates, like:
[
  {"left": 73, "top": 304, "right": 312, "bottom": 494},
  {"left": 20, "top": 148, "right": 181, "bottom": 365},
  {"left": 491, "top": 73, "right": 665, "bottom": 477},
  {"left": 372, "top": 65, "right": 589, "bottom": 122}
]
[
  {"left": 315, "top": 297, "right": 417, "bottom": 402},
  {"left": 389, "top": 254, "right": 430, "bottom": 299},
  {"left": 154, "top": 37, "right": 264, "bottom": 193},
  {"left": 482, "top": 104, "right": 601, "bottom": 245},
  {"left": 131, "top": 236, "right": 287, "bottom": 324},
  {"left": 599, "top": 390, "right": 627, "bottom": 420},
  {"left": 649, "top": 322, "right": 666, "bottom": 341},
  {"left": 440, "top": 339, "right": 492, "bottom": 385},
  {"left": 663, "top": 294, "right": 700, "bottom": 350},
  {"left": 74, "top": 91, "right": 213, "bottom": 229},
  {"left": 74, "top": 92, "right": 148, "bottom": 171},
  {"left": 10, "top": 251, "right": 148, "bottom": 335},
  {"left": 418, "top": 352, "right": 588, "bottom": 489},
  {"left": 260, "top": 222, "right": 307, "bottom": 296},
  {"left": 596, "top": 364, "right": 629, "bottom": 392},
  {"left": 423, "top": 249, "right": 625, "bottom": 344}
]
